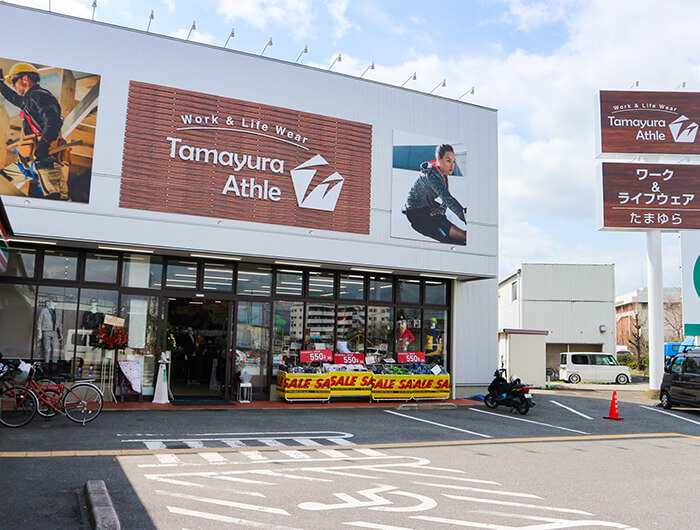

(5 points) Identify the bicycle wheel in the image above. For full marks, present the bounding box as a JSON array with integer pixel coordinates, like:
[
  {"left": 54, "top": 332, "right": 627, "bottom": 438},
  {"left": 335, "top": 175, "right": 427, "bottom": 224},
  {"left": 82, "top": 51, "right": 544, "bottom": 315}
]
[
  {"left": 34, "top": 379, "right": 62, "bottom": 418},
  {"left": 0, "top": 385, "right": 38, "bottom": 428},
  {"left": 61, "top": 383, "right": 103, "bottom": 424}
]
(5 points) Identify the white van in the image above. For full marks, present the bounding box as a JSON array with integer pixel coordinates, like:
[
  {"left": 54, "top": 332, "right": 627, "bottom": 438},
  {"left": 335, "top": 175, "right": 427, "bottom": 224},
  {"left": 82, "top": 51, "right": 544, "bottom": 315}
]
[{"left": 559, "top": 352, "right": 631, "bottom": 384}]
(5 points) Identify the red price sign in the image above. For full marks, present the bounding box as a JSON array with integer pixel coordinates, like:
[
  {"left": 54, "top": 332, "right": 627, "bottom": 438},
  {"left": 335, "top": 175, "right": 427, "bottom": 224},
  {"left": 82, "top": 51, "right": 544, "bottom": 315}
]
[
  {"left": 397, "top": 352, "right": 426, "bottom": 363},
  {"left": 299, "top": 349, "right": 333, "bottom": 362},
  {"left": 333, "top": 353, "right": 365, "bottom": 365}
]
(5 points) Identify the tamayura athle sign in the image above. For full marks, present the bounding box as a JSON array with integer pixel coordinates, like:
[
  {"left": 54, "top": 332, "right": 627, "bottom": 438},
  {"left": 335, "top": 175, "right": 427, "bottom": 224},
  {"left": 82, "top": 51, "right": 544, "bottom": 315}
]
[{"left": 120, "top": 82, "right": 372, "bottom": 234}]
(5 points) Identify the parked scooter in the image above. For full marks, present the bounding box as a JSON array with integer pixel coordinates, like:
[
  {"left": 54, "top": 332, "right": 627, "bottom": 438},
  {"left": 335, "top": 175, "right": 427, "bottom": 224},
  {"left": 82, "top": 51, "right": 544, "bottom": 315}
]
[{"left": 484, "top": 369, "right": 535, "bottom": 415}]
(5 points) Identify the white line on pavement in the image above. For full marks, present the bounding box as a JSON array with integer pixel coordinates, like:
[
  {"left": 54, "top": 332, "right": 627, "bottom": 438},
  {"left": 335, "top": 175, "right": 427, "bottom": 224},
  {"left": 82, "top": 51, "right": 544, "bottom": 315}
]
[
  {"left": 279, "top": 450, "right": 310, "bottom": 459},
  {"left": 413, "top": 481, "right": 543, "bottom": 499},
  {"left": 328, "top": 438, "right": 355, "bottom": 446},
  {"left": 385, "top": 410, "right": 492, "bottom": 438},
  {"left": 640, "top": 405, "right": 700, "bottom": 426},
  {"left": 550, "top": 400, "right": 594, "bottom": 420},
  {"left": 183, "top": 440, "right": 204, "bottom": 449},
  {"left": 294, "top": 438, "right": 323, "bottom": 446},
  {"left": 318, "top": 448, "right": 350, "bottom": 458},
  {"left": 468, "top": 408, "right": 590, "bottom": 435},
  {"left": 157, "top": 489, "right": 290, "bottom": 515},
  {"left": 241, "top": 450, "right": 268, "bottom": 461},
  {"left": 259, "top": 438, "right": 287, "bottom": 446},
  {"left": 409, "top": 515, "right": 511, "bottom": 529},
  {"left": 166, "top": 506, "right": 304, "bottom": 529},
  {"left": 370, "top": 468, "right": 500, "bottom": 485},
  {"left": 440, "top": 494, "right": 594, "bottom": 515},
  {"left": 352, "top": 448, "right": 386, "bottom": 457},
  {"left": 155, "top": 454, "right": 180, "bottom": 465},
  {"left": 343, "top": 521, "right": 416, "bottom": 529},
  {"left": 221, "top": 439, "right": 246, "bottom": 447},
  {"left": 144, "top": 441, "right": 167, "bottom": 450},
  {"left": 473, "top": 509, "right": 636, "bottom": 528},
  {"left": 198, "top": 452, "right": 227, "bottom": 464}
]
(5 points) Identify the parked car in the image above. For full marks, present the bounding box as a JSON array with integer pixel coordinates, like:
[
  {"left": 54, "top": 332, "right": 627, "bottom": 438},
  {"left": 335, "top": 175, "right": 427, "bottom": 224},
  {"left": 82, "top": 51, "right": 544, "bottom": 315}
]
[
  {"left": 559, "top": 352, "right": 631, "bottom": 384},
  {"left": 660, "top": 350, "right": 700, "bottom": 409}
]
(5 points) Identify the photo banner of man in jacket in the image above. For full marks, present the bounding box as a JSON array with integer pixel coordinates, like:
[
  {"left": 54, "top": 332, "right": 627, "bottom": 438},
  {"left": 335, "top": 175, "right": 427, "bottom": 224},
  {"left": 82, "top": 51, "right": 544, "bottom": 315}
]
[{"left": 0, "top": 57, "right": 100, "bottom": 202}]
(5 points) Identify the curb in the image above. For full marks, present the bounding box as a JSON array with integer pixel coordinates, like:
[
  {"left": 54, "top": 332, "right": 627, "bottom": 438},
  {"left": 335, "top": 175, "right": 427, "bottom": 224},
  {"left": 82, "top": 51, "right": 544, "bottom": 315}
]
[{"left": 84, "top": 480, "right": 120, "bottom": 530}]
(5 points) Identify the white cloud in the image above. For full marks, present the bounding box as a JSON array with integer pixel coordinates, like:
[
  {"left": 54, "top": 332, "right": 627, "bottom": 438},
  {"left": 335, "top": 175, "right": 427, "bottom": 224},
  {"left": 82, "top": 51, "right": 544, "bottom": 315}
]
[
  {"left": 500, "top": 0, "right": 577, "bottom": 31},
  {"left": 6, "top": 0, "right": 93, "bottom": 18},
  {"left": 215, "top": 0, "right": 314, "bottom": 38},
  {"left": 324, "top": 0, "right": 358, "bottom": 40},
  {"left": 171, "top": 28, "right": 215, "bottom": 45}
]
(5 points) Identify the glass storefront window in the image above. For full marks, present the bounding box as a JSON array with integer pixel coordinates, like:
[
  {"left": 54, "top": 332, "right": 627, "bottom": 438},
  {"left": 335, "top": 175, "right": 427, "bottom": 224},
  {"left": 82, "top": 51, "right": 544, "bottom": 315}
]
[
  {"left": 369, "top": 275, "right": 393, "bottom": 302},
  {"left": 425, "top": 280, "right": 448, "bottom": 305},
  {"left": 366, "top": 306, "right": 393, "bottom": 361},
  {"left": 202, "top": 262, "right": 234, "bottom": 292},
  {"left": 308, "top": 271, "right": 335, "bottom": 298},
  {"left": 0, "top": 246, "right": 36, "bottom": 278},
  {"left": 84, "top": 253, "right": 118, "bottom": 283},
  {"left": 339, "top": 273, "right": 364, "bottom": 300},
  {"left": 398, "top": 278, "right": 421, "bottom": 304},
  {"left": 236, "top": 301, "right": 271, "bottom": 394},
  {"left": 272, "top": 300, "right": 304, "bottom": 372},
  {"left": 0, "top": 283, "right": 36, "bottom": 358},
  {"left": 74, "top": 288, "right": 119, "bottom": 384},
  {"left": 237, "top": 264, "right": 272, "bottom": 296},
  {"left": 275, "top": 269, "right": 303, "bottom": 297},
  {"left": 35, "top": 286, "right": 78, "bottom": 373},
  {"left": 166, "top": 259, "right": 198, "bottom": 289},
  {"left": 42, "top": 249, "right": 78, "bottom": 281},
  {"left": 304, "top": 303, "right": 334, "bottom": 350},
  {"left": 336, "top": 305, "right": 365, "bottom": 353},
  {"left": 122, "top": 254, "right": 163, "bottom": 289},
  {"left": 395, "top": 308, "right": 421, "bottom": 356},
  {"left": 119, "top": 294, "right": 160, "bottom": 396},
  {"left": 424, "top": 309, "right": 448, "bottom": 367}
]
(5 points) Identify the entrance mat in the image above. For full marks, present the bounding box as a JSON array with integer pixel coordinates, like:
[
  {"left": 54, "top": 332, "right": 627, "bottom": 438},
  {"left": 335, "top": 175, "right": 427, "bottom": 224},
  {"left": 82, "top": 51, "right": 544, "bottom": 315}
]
[{"left": 171, "top": 397, "right": 234, "bottom": 406}]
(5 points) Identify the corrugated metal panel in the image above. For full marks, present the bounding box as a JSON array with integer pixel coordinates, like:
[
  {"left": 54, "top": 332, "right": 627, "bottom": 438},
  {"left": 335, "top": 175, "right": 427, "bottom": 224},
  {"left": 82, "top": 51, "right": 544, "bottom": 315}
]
[{"left": 521, "top": 264, "right": 614, "bottom": 302}]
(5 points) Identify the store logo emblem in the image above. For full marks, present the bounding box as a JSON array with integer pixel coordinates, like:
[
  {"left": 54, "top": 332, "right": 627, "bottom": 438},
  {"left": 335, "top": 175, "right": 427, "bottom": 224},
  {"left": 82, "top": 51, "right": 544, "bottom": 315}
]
[
  {"left": 669, "top": 115, "right": 698, "bottom": 143},
  {"left": 290, "top": 155, "right": 344, "bottom": 212}
]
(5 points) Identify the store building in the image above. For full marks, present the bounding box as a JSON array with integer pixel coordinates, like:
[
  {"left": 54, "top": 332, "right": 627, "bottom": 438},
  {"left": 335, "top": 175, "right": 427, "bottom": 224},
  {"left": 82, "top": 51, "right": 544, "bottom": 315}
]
[{"left": 0, "top": 4, "right": 498, "bottom": 401}]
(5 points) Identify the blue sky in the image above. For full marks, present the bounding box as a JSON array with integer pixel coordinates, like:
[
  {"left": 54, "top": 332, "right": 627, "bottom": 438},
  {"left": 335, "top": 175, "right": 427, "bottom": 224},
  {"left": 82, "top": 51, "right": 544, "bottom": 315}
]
[{"left": 7, "top": 0, "right": 699, "bottom": 295}]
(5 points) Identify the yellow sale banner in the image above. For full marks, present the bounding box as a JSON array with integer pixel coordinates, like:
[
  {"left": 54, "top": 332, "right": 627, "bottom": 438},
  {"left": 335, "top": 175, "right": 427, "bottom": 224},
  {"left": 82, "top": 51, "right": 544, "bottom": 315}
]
[
  {"left": 329, "top": 371, "right": 373, "bottom": 396},
  {"left": 276, "top": 372, "right": 330, "bottom": 400},
  {"left": 370, "top": 374, "right": 413, "bottom": 400},
  {"left": 411, "top": 374, "right": 450, "bottom": 399}
]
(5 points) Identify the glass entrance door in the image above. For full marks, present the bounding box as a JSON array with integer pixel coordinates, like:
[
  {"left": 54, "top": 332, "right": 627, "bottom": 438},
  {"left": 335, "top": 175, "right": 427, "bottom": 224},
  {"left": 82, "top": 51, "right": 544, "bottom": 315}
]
[
  {"left": 235, "top": 301, "right": 271, "bottom": 397},
  {"left": 167, "top": 298, "right": 230, "bottom": 399}
]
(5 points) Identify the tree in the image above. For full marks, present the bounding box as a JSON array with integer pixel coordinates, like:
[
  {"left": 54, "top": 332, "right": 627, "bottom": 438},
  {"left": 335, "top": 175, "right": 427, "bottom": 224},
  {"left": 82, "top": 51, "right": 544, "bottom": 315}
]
[
  {"left": 627, "top": 309, "right": 648, "bottom": 369},
  {"left": 664, "top": 290, "right": 684, "bottom": 342}
]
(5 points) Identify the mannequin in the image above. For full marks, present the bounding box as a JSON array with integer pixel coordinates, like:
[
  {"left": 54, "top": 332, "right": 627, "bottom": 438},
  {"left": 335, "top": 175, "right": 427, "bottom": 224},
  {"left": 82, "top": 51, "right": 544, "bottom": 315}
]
[
  {"left": 426, "top": 318, "right": 442, "bottom": 354},
  {"left": 396, "top": 319, "right": 415, "bottom": 352},
  {"left": 81, "top": 298, "right": 105, "bottom": 330},
  {"left": 37, "top": 297, "right": 62, "bottom": 363}
]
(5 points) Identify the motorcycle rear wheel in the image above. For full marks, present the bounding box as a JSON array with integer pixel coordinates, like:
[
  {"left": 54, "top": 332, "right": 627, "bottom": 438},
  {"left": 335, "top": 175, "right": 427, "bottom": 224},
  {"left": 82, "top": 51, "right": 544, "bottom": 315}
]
[
  {"left": 484, "top": 394, "right": 498, "bottom": 409},
  {"left": 515, "top": 396, "right": 529, "bottom": 415}
]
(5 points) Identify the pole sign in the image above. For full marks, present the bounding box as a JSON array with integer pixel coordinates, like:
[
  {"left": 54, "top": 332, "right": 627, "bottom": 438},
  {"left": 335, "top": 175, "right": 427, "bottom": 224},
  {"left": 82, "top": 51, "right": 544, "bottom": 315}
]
[
  {"left": 681, "top": 231, "right": 700, "bottom": 336},
  {"left": 598, "top": 91, "right": 700, "bottom": 155},
  {"left": 599, "top": 163, "right": 700, "bottom": 229}
]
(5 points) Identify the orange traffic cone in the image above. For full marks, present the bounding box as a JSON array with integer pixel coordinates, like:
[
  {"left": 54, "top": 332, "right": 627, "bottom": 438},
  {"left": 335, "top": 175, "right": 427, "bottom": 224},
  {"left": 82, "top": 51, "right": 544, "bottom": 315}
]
[{"left": 604, "top": 390, "right": 624, "bottom": 421}]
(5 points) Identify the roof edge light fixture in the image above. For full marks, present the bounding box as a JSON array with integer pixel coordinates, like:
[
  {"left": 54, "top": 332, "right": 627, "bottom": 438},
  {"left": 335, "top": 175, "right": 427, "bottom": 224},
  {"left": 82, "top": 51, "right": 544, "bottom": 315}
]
[
  {"left": 676, "top": 81, "right": 686, "bottom": 89},
  {"left": 146, "top": 9, "right": 154, "bottom": 32},
  {"left": 458, "top": 86, "right": 475, "bottom": 100},
  {"left": 261, "top": 37, "right": 273, "bottom": 56},
  {"left": 400, "top": 72, "right": 417, "bottom": 88},
  {"left": 224, "top": 28, "right": 235, "bottom": 48},
  {"left": 630, "top": 80, "right": 639, "bottom": 88},
  {"left": 419, "top": 273, "right": 458, "bottom": 280},
  {"left": 295, "top": 44, "right": 308, "bottom": 63},
  {"left": 91, "top": 0, "right": 97, "bottom": 21},
  {"left": 190, "top": 253, "right": 241, "bottom": 261},
  {"left": 350, "top": 267, "right": 393, "bottom": 274},
  {"left": 98, "top": 245, "right": 153, "bottom": 254},
  {"left": 274, "top": 260, "right": 322, "bottom": 268},
  {"left": 328, "top": 53, "right": 342, "bottom": 70},
  {"left": 359, "top": 61, "right": 375, "bottom": 78},
  {"left": 187, "top": 20, "right": 196, "bottom": 40},
  {"left": 429, "top": 78, "right": 446, "bottom": 94}
]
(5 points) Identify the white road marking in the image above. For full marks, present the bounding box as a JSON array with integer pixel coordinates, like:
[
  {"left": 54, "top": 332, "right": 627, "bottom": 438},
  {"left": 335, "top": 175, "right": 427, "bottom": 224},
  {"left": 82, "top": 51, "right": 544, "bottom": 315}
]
[
  {"left": 144, "top": 441, "right": 167, "bottom": 450},
  {"left": 385, "top": 410, "right": 492, "bottom": 438},
  {"left": 155, "top": 454, "right": 180, "bottom": 465},
  {"left": 294, "top": 438, "right": 323, "bottom": 446},
  {"left": 156, "top": 489, "right": 289, "bottom": 515},
  {"left": 329, "top": 438, "right": 355, "bottom": 446},
  {"left": 311, "top": 469, "right": 381, "bottom": 479},
  {"left": 410, "top": 515, "right": 512, "bottom": 529},
  {"left": 198, "top": 452, "right": 227, "bottom": 464},
  {"left": 474, "top": 509, "right": 637, "bottom": 528},
  {"left": 441, "top": 494, "right": 594, "bottom": 515},
  {"left": 468, "top": 408, "right": 590, "bottom": 435},
  {"left": 640, "top": 405, "right": 700, "bottom": 426},
  {"left": 319, "top": 448, "right": 350, "bottom": 458},
  {"left": 221, "top": 438, "right": 246, "bottom": 447},
  {"left": 353, "top": 448, "right": 386, "bottom": 457},
  {"left": 370, "top": 468, "right": 501, "bottom": 485},
  {"left": 550, "top": 400, "right": 594, "bottom": 420},
  {"left": 241, "top": 450, "right": 268, "bottom": 461},
  {"left": 248, "top": 469, "right": 333, "bottom": 482},
  {"left": 259, "top": 438, "right": 287, "bottom": 446},
  {"left": 414, "top": 481, "right": 543, "bottom": 499},
  {"left": 343, "top": 522, "right": 415, "bottom": 529},
  {"left": 166, "top": 506, "right": 304, "bottom": 529},
  {"left": 182, "top": 440, "right": 204, "bottom": 449},
  {"left": 279, "top": 450, "right": 310, "bottom": 459}
]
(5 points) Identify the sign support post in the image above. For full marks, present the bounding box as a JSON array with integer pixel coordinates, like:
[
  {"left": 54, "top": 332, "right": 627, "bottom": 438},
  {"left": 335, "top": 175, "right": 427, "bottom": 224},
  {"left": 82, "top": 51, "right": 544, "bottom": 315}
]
[{"left": 646, "top": 230, "right": 664, "bottom": 393}]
